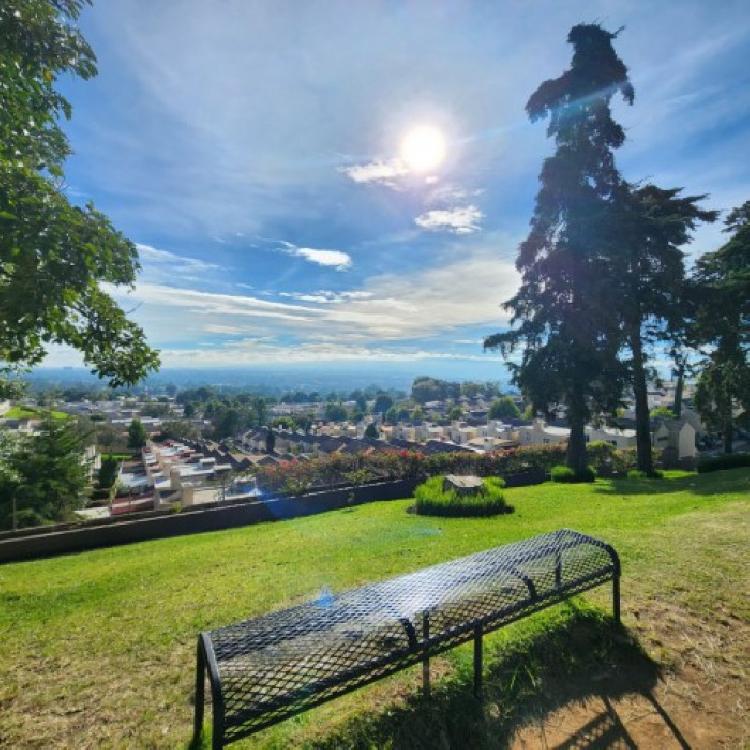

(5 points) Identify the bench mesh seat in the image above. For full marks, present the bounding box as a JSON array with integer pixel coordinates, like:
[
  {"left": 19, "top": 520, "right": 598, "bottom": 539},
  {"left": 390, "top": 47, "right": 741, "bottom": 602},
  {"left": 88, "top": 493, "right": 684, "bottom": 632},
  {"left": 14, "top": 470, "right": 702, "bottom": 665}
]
[{"left": 194, "top": 528, "right": 620, "bottom": 748}]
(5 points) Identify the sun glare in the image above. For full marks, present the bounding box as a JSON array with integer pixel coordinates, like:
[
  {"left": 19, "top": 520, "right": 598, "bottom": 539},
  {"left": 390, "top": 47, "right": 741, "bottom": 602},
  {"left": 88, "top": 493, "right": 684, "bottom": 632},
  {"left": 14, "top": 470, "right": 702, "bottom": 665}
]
[{"left": 400, "top": 125, "right": 447, "bottom": 173}]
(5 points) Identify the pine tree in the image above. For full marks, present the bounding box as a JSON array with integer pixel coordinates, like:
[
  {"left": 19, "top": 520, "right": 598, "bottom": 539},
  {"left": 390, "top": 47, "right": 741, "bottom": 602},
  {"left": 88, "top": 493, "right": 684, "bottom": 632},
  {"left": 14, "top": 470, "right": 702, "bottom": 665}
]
[
  {"left": 127, "top": 418, "right": 147, "bottom": 450},
  {"left": 3, "top": 417, "right": 91, "bottom": 528},
  {"left": 691, "top": 201, "right": 750, "bottom": 453},
  {"left": 485, "top": 24, "right": 633, "bottom": 475}
]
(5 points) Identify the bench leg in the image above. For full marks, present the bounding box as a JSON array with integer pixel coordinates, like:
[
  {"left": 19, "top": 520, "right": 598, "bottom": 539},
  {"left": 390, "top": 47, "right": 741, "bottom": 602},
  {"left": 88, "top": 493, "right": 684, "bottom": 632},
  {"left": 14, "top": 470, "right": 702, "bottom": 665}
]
[
  {"left": 473, "top": 623, "right": 483, "bottom": 698},
  {"left": 612, "top": 574, "right": 621, "bottom": 624},
  {"left": 193, "top": 639, "right": 206, "bottom": 743},
  {"left": 422, "top": 611, "right": 430, "bottom": 698}
]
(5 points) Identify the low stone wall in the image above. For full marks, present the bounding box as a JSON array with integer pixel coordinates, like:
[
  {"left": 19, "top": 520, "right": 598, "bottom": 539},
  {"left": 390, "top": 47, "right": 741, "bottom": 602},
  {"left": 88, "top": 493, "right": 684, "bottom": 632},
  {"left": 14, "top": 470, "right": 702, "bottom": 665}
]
[{"left": 0, "top": 478, "right": 420, "bottom": 564}]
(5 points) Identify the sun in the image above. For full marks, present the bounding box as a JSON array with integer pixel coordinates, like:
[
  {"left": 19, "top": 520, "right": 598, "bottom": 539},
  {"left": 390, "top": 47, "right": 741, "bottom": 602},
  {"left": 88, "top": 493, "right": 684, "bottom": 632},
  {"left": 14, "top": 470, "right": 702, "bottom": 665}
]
[{"left": 400, "top": 125, "right": 446, "bottom": 173}]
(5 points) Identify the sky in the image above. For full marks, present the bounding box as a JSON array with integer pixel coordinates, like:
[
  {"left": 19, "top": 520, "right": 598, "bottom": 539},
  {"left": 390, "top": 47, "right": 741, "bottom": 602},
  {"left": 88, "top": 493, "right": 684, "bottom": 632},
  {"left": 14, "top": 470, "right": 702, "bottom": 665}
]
[{"left": 46, "top": 0, "right": 750, "bottom": 379}]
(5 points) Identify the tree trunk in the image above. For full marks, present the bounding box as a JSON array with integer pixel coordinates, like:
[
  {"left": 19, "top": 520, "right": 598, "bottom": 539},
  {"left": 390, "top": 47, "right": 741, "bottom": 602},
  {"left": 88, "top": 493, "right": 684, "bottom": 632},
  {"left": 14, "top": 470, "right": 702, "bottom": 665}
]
[
  {"left": 724, "top": 423, "right": 733, "bottom": 454},
  {"left": 629, "top": 324, "right": 654, "bottom": 474},
  {"left": 674, "top": 363, "right": 684, "bottom": 418},
  {"left": 566, "top": 393, "right": 588, "bottom": 475},
  {"left": 723, "top": 404, "right": 734, "bottom": 454}
]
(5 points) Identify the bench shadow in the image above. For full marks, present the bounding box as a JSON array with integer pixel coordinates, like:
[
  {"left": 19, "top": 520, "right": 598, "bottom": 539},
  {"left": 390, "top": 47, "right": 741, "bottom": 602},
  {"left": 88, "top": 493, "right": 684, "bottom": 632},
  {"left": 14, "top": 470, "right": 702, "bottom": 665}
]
[{"left": 307, "top": 605, "right": 680, "bottom": 750}]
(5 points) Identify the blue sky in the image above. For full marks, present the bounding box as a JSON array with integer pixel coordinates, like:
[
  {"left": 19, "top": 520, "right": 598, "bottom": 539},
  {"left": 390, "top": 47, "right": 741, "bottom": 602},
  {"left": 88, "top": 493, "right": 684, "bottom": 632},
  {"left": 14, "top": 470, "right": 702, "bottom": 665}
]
[{"left": 47, "top": 0, "right": 750, "bottom": 376}]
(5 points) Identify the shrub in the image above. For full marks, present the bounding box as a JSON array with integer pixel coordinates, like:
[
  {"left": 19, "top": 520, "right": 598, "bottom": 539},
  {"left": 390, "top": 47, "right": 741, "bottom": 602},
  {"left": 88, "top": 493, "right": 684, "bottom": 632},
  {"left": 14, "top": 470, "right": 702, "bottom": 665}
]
[
  {"left": 696, "top": 453, "right": 750, "bottom": 473},
  {"left": 551, "top": 465, "right": 596, "bottom": 483},
  {"left": 414, "top": 475, "right": 511, "bottom": 517},
  {"left": 626, "top": 469, "right": 664, "bottom": 480}
]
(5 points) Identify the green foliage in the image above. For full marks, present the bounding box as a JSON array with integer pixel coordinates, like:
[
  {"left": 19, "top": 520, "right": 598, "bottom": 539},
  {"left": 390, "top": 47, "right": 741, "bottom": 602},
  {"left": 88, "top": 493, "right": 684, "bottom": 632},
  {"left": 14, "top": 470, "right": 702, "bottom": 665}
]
[
  {"left": 411, "top": 377, "right": 460, "bottom": 404},
  {"left": 690, "top": 202, "right": 750, "bottom": 453},
  {"left": 159, "top": 420, "right": 199, "bottom": 442},
  {"left": 373, "top": 393, "right": 394, "bottom": 415},
  {"left": 614, "top": 185, "right": 715, "bottom": 474},
  {"left": 488, "top": 396, "right": 520, "bottom": 420},
  {"left": 696, "top": 453, "right": 750, "bottom": 473},
  {"left": 97, "top": 455, "right": 119, "bottom": 490},
  {"left": 0, "top": 0, "right": 159, "bottom": 386},
  {"left": 414, "top": 475, "right": 510, "bottom": 517},
  {"left": 447, "top": 405, "right": 463, "bottom": 421},
  {"left": 324, "top": 402, "right": 348, "bottom": 422},
  {"left": 551, "top": 465, "right": 595, "bottom": 483},
  {"left": 0, "top": 416, "right": 90, "bottom": 528},
  {"left": 127, "top": 418, "right": 147, "bottom": 450},
  {"left": 486, "top": 24, "right": 633, "bottom": 474},
  {"left": 650, "top": 406, "right": 675, "bottom": 420},
  {"left": 364, "top": 423, "right": 379, "bottom": 439},
  {"left": 256, "top": 444, "right": 571, "bottom": 493},
  {"left": 587, "top": 442, "right": 636, "bottom": 475}
]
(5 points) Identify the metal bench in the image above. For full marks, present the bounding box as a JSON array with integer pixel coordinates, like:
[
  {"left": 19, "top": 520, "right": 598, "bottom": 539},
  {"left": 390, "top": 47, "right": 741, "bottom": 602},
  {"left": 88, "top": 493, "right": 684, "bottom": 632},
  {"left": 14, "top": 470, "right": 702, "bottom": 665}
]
[{"left": 193, "top": 528, "right": 620, "bottom": 748}]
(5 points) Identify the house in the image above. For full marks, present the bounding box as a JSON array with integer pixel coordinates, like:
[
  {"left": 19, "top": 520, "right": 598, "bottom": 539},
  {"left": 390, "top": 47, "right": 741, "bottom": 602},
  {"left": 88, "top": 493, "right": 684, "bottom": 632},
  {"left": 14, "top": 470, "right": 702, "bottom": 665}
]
[
  {"left": 652, "top": 418, "right": 697, "bottom": 459},
  {"left": 586, "top": 425, "right": 637, "bottom": 449},
  {"left": 516, "top": 420, "right": 570, "bottom": 446}
]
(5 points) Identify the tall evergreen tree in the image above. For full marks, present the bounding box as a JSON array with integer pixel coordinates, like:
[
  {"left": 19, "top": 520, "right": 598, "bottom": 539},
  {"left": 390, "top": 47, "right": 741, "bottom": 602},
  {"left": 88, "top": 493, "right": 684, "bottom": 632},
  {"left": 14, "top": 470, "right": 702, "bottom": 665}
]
[
  {"left": 2, "top": 417, "right": 91, "bottom": 528},
  {"left": 690, "top": 201, "right": 750, "bottom": 453},
  {"left": 485, "top": 24, "right": 633, "bottom": 475},
  {"left": 615, "top": 185, "right": 716, "bottom": 473},
  {"left": 127, "top": 418, "right": 147, "bottom": 450}
]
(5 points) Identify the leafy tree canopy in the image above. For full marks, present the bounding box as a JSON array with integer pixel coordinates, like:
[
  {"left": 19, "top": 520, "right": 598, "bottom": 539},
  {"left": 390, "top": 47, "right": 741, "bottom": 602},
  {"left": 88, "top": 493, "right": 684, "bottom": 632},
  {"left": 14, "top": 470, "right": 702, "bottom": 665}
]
[
  {"left": 488, "top": 396, "right": 521, "bottom": 421},
  {"left": 0, "top": 0, "right": 159, "bottom": 390}
]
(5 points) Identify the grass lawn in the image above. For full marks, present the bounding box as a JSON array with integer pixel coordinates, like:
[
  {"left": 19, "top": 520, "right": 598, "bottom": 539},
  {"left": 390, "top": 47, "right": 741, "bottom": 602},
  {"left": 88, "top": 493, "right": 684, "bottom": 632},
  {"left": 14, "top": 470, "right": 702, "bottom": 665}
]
[
  {"left": 0, "top": 470, "right": 748, "bottom": 748},
  {"left": 2, "top": 405, "right": 69, "bottom": 421}
]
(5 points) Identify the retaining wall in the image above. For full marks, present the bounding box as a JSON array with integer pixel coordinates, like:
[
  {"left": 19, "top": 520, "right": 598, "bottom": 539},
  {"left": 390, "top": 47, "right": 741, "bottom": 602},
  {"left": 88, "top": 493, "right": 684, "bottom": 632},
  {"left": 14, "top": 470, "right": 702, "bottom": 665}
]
[{"left": 0, "top": 479, "right": 420, "bottom": 564}]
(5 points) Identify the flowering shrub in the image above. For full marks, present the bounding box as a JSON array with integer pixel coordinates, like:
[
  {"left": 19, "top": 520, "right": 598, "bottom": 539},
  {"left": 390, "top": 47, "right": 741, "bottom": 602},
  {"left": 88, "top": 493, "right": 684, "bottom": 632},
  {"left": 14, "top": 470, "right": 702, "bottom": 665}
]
[
  {"left": 254, "top": 442, "right": 639, "bottom": 495},
  {"left": 256, "top": 444, "right": 565, "bottom": 493}
]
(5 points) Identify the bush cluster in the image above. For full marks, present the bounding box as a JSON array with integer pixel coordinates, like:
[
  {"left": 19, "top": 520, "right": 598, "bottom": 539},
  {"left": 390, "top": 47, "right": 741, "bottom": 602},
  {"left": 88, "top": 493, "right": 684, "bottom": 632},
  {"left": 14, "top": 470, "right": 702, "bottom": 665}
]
[
  {"left": 413, "top": 476, "right": 510, "bottom": 517},
  {"left": 255, "top": 442, "right": 639, "bottom": 496},
  {"left": 696, "top": 453, "right": 750, "bottom": 473},
  {"left": 550, "top": 465, "right": 596, "bottom": 483}
]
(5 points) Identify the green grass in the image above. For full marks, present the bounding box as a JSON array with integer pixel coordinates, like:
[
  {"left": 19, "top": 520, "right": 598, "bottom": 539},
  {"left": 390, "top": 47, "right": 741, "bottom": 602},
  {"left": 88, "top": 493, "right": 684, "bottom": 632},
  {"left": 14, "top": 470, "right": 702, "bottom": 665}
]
[
  {"left": 2, "top": 405, "right": 69, "bottom": 420},
  {"left": 100, "top": 452, "right": 132, "bottom": 461},
  {"left": 0, "top": 469, "right": 748, "bottom": 748}
]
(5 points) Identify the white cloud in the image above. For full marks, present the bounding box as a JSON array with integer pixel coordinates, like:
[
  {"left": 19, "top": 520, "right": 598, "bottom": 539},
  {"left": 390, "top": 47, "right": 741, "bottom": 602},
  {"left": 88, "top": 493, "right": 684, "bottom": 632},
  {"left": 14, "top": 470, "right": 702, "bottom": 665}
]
[
  {"left": 278, "top": 241, "right": 352, "bottom": 270},
  {"left": 295, "top": 248, "right": 352, "bottom": 270},
  {"left": 426, "top": 184, "right": 484, "bottom": 205},
  {"left": 414, "top": 205, "right": 484, "bottom": 234},
  {"left": 339, "top": 158, "right": 409, "bottom": 187},
  {"left": 109, "top": 237, "right": 520, "bottom": 349},
  {"left": 279, "top": 290, "right": 373, "bottom": 304},
  {"left": 202, "top": 323, "right": 244, "bottom": 334},
  {"left": 136, "top": 243, "right": 223, "bottom": 274}
]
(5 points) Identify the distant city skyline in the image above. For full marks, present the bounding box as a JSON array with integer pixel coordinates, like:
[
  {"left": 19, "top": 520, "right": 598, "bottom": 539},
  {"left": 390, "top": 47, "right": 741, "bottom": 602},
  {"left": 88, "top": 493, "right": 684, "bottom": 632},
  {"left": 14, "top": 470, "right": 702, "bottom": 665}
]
[{"left": 44, "top": 1, "right": 750, "bottom": 372}]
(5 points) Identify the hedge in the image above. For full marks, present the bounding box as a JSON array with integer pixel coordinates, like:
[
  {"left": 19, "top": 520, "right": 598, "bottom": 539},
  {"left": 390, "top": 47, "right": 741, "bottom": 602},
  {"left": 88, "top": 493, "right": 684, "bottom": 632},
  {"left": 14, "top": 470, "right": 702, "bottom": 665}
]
[
  {"left": 254, "top": 441, "right": 637, "bottom": 495},
  {"left": 414, "top": 476, "right": 510, "bottom": 517},
  {"left": 550, "top": 465, "right": 596, "bottom": 483},
  {"left": 696, "top": 453, "right": 750, "bottom": 473}
]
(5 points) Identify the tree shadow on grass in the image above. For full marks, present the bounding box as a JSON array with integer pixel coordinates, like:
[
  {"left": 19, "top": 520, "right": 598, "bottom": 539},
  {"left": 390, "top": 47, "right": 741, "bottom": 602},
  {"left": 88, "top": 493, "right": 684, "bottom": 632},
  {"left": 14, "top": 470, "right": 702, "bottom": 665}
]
[
  {"left": 593, "top": 470, "right": 749, "bottom": 498},
  {"left": 307, "top": 605, "right": 673, "bottom": 750}
]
